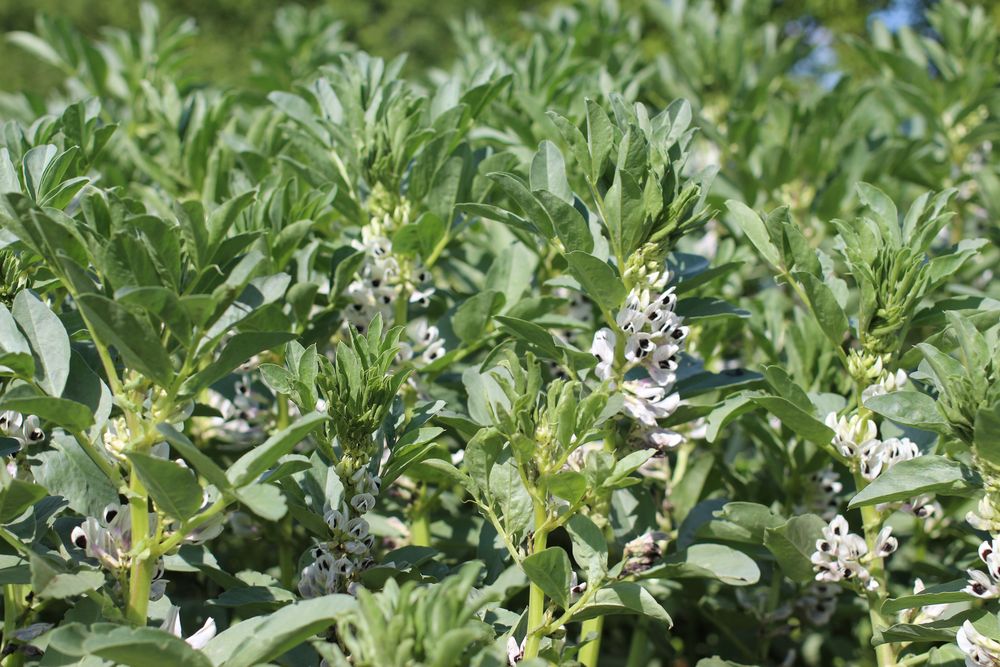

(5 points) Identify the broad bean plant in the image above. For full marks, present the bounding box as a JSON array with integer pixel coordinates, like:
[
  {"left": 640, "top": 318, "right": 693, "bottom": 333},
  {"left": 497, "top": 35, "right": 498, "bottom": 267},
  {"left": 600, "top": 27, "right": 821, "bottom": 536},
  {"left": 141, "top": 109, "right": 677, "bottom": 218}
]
[{"left": 0, "top": 1, "right": 997, "bottom": 666}]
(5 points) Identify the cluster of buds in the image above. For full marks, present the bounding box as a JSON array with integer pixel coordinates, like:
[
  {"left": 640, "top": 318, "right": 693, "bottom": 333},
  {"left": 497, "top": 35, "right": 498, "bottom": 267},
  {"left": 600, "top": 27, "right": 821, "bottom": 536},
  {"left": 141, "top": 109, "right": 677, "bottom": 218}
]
[
  {"left": 847, "top": 350, "right": 907, "bottom": 401},
  {"left": 826, "top": 412, "right": 920, "bottom": 481},
  {"left": 70, "top": 503, "right": 167, "bottom": 601},
  {"left": 299, "top": 464, "right": 382, "bottom": 598},
  {"left": 591, "top": 264, "right": 688, "bottom": 452},
  {"left": 811, "top": 515, "right": 896, "bottom": 590}
]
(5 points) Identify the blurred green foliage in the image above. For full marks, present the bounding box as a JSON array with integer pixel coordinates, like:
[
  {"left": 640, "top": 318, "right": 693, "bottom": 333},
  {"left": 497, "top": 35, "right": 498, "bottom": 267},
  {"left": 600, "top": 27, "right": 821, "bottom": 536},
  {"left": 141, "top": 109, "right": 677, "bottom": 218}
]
[{"left": 3, "top": 0, "right": 999, "bottom": 97}]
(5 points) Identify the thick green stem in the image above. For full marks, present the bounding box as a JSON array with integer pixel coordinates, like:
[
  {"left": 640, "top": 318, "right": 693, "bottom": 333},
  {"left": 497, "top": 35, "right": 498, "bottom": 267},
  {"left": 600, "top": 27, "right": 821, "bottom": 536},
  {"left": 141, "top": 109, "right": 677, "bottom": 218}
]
[
  {"left": 624, "top": 621, "right": 647, "bottom": 667},
  {"left": 2, "top": 584, "right": 24, "bottom": 666},
  {"left": 579, "top": 616, "right": 605, "bottom": 667},
  {"left": 410, "top": 512, "right": 431, "bottom": 547},
  {"left": 278, "top": 516, "right": 295, "bottom": 588},
  {"left": 125, "top": 472, "right": 154, "bottom": 626},
  {"left": 855, "top": 474, "right": 896, "bottom": 667},
  {"left": 523, "top": 503, "right": 549, "bottom": 659}
]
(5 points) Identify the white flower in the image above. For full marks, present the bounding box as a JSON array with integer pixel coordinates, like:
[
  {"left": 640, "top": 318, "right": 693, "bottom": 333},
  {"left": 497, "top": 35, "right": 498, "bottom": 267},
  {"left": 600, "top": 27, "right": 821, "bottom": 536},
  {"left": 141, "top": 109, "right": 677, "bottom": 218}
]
[
  {"left": 965, "top": 539, "right": 1000, "bottom": 599},
  {"left": 798, "top": 582, "right": 838, "bottom": 626},
  {"left": 825, "top": 412, "right": 877, "bottom": 460},
  {"left": 590, "top": 327, "right": 616, "bottom": 380},
  {"left": 957, "top": 620, "right": 1000, "bottom": 666},
  {"left": 799, "top": 468, "right": 842, "bottom": 520},
  {"left": 967, "top": 495, "right": 1000, "bottom": 534},
  {"left": 874, "top": 527, "right": 897, "bottom": 557},
  {"left": 810, "top": 515, "right": 881, "bottom": 588},
  {"left": 161, "top": 606, "right": 216, "bottom": 649},
  {"left": 861, "top": 369, "right": 908, "bottom": 401},
  {"left": 0, "top": 411, "right": 44, "bottom": 446},
  {"left": 350, "top": 493, "right": 376, "bottom": 513},
  {"left": 506, "top": 636, "right": 524, "bottom": 666},
  {"left": 905, "top": 578, "right": 947, "bottom": 623},
  {"left": 621, "top": 379, "right": 680, "bottom": 427}
]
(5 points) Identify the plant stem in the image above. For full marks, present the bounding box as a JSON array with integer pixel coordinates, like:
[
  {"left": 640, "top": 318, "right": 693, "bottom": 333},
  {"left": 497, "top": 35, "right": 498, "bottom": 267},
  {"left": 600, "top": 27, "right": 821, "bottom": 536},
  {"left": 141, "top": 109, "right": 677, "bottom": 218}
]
[
  {"left": 854, "top": 473, "right": 896, "bottom": 667},
  {"left": 2, "top": 584, "right": 23, "bottom": 666},
  {"left": 624, "top": 621, "right": 648, "bottom": 667},
  {"left": 125, "top": 471, "right": 154, "bottom": 626},
  {"left": 523, "top": 503, "right": 549, "bottom": 659},
  {"left": 278, "top": 516, "right": 294, "bottom": 589},
  {"left": 579, "top": 616, "right": 605, "bottom": 667},
  {"left": 410, "top": 512, "right": 431, "bottom": 547}
]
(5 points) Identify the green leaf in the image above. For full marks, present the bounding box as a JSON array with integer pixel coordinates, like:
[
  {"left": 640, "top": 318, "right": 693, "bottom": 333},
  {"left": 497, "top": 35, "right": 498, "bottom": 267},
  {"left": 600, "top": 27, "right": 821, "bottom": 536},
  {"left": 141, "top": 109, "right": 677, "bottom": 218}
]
[
  {"left": 881, "top": 579, "right": 973, "bottom": 614},
  {"left": 182, "top": 332, "right": 295, "bottom": 395},
  {"left": 0, "top": 471, "right": 46, "bottom": 523},
  {"left": 585, "top": 100, "right": 614, "bottom": 184},
  {"left": 725, "top": 201, "right": 781, "bottom": 268},
  {"left": 749, "top": 395, "right": 836, "bottom": 449},
  {"left": 494, "top": 316, "right": 561, "bottom": 359},
  {"left": 204, "top": 595, "right": 357, "bottom": 667},
  {"left": 763, "top": 514, "right": 826, "bottom": 582},
  {"left": 127, "top": 452, "right": 204, "bottom": 520},
  {"left": 603, "top": 169, "right": 645, "bottom": 258},
  {"left": 46, "top": 623, "right": 213, "bottom": 667},
  {"left": 547, "top": 470, "right": 587, "bottom": 505},
  {"left": 535, "top": 190, "right": 593, "bottom": 255},
  {"left": 12, "top": 290, "right": 70, "bottom": 396},
  {"left": 76, "top": 294, "right": 173, "bottom": 387},
  {"left": 848, "top": 456, "right": 980, "bottom": 508},
  {"left": 530, "top": 140, "right": 573, "bottom": 204},
  {"left": 0, "top": 384, "right": 93, "bottom": 431},
  {"left": 564, "top": 251, "right": 626, "bottom": 312},
  {"left": 570, "top": 582, "right": 672, "bottom": 626},
  {"left": 33, "top": 435, "right": 117, "bottom": 517},
  {"left": 675, "top": 298, "right": 750, "bottom": 322},
  {"left": 864, "top": 392, "right": 948, "bottom": 432},
  {"left": 235, "top": 484, "right": 287, "bottom": 521},
  {"left": 795, "top": 272, "right": 848, "bottom": 346},
  {"left": 565, "top": 514, "right": 608, "bottom": 581},
  {"left": 644, "top": 544, "right": 760, "bottom": 586},
  {"left": 452, "top": 291, "right": 504, "bottom": 344},
  {"left": 227, "top": 412, "right": 327, "bottom": 486},
  {"left": 974, "top": 401, "right": 1000, "bottom": 467},
  {"left": 521, "top": 547, "right": 572, "bottom": 609},
  {"left": 30, "top": 555, "right": 105, "bottom": 600},
  {"left": 157, "top": 424, "right": 232, "bottom": 492}
]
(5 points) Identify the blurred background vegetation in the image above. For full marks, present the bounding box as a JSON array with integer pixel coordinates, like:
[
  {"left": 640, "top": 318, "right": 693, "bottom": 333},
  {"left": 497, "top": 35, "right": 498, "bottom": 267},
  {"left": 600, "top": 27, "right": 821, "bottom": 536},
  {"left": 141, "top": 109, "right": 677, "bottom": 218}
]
[{"left": 2, "top": 0, "right": 999, "bottom": 96}]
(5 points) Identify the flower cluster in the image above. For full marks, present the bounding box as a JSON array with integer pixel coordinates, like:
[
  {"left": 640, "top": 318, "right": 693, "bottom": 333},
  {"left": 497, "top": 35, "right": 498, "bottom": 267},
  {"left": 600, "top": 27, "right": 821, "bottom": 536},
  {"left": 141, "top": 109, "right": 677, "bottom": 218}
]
[
  {"left": 70, "top": 503, "right": 167, "bottom": 600},
  {"left": 825, "top": 413, "right": 920, "bottom": 481},
  {"left": 798, "top": 468, "right": 843, "bottom": 520},
  {"left": 591, "top": 268, "right": 688, "bottom": 451},
  {"left": 202, "top": 371, "right": 271, "bottom": 444},
  {"left": 811, "top": 515, "right": 896, "bottom": 590},
  {"left": 343, "top": 201, "right": 444, "bottom": 366},
  {"left": 797, "top": 582, "right": 839, "bottom": 626},
  {"left": 298, "top": 466, "right": 382, "bottom": 597}
]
